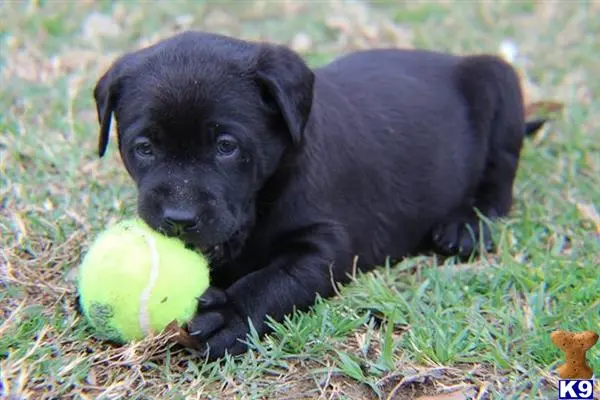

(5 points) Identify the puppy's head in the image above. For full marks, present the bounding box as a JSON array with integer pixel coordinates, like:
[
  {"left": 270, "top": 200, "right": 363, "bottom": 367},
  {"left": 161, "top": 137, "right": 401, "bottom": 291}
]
[{"left": 93, "top": 31, "right": 314, "bottom": 263}]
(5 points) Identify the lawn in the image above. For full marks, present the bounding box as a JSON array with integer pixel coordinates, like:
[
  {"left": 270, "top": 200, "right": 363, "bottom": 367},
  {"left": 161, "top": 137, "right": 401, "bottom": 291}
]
[{"left": 1, "top": 1, "right": 599, "bottom": 399}]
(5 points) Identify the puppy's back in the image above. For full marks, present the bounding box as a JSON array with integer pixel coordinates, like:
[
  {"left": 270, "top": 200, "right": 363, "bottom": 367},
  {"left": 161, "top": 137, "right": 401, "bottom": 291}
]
[
  {"left": 294, "top": 49, "right": 479, "bottom": 262},
  {"left": 314, "top": 48, "right": 466, "bottom": 129},
  {"left": 309, "top": 48, "right": 472, "bottom": 175},
  {"left": 317, "top": 48, "right": 462, "bottom": 92}
]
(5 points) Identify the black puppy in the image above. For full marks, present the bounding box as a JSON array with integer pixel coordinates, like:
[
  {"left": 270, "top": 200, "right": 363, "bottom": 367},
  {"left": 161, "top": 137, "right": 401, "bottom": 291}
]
[{"left": 93, "top": 31, "right": 544, "bottom": 359}]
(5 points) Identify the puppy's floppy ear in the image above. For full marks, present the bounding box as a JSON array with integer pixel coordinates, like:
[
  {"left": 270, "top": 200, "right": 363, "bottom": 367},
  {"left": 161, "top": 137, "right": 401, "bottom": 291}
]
[
  {"left": 93, "top": 58, "right": 127, "bottom": 158},
  {"left": 255, "top": 44, "right": 315, "bottom": 146}
]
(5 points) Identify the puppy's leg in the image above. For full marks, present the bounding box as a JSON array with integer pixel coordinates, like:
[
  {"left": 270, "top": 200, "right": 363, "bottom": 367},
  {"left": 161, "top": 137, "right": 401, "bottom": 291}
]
[
  {"left": 186, "top": 223, "right": 351, "bottom": 359},
  {"left": 433, "top": 55, "right": 528, "bottom": 258}
]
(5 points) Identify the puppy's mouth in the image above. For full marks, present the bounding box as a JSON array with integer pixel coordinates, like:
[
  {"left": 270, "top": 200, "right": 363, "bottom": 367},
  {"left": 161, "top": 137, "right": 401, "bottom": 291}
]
[
  {"left": 182, "top": 228, "right": 248, "bottom": 266},
  {"left": 187, "top": 242, "right": 225, "bottom": 262},
  {"left": 182, "top": 239, "right": 224, "bottom": 261}
]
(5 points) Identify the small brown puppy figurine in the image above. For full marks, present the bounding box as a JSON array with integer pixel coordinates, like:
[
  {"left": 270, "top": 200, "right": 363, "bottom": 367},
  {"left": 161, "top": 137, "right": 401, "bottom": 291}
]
[{"left": 551, "top": 330, "right": 599, "bottom": 379}]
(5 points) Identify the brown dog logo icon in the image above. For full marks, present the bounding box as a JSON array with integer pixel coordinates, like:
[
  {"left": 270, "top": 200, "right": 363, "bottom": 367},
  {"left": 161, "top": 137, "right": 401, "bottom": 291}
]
[{"left": 551, "top": 330, "right": 599, "bottom": 379}]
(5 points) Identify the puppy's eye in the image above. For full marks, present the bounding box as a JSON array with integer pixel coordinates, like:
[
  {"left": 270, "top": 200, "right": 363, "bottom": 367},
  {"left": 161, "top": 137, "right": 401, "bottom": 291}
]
[
  {"left": 215, "top": 135, "right": 239, "bottom": 158},
  {"left": 134, "top": 139, "right": 154, "bottom": 159}
]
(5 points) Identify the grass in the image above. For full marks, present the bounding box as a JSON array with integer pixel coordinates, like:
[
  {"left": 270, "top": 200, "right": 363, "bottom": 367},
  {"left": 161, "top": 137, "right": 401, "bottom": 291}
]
[{"left": 1, "top": 0, "right": 599, "bottom": 399}]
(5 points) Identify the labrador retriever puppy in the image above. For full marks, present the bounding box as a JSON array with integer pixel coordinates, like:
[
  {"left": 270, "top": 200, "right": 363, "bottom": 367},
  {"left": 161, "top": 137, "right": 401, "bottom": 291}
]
[{"left": 93, "top": 31, "right": 544, "bottom": 359}]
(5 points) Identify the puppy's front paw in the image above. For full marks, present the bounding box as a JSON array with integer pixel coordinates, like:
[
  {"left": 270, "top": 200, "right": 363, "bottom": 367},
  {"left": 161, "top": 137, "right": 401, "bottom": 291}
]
[
  {"left": 432, "top": 215, "right": 494, "bottom": 258},
  {"left": 187, "top": 287, "right": 229, "bottom": 338},
  {"left": 184, "top": 287, "right": 249, "bottom": 360}
]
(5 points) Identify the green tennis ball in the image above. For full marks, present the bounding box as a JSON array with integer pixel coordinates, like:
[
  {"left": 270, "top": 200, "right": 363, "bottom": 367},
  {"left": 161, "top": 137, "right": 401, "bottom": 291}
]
[{"left": 77, "top": 218, "right": 210, "bottom": 344}]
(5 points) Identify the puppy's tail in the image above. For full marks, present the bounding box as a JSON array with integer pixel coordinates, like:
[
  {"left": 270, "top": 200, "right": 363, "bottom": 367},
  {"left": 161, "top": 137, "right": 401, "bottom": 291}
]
[
  {"left": 525, "top": 118, "right": 547, "bottom": 137},
  {"left": 524, "top": 101, "right": 562, "bottom": 137}
]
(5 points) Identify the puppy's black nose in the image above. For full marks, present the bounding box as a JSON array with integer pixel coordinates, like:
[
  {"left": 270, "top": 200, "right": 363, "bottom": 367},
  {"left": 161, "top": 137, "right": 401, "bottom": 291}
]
[{"left": 162, "top": 208, "right": 198, "bottom": 231}]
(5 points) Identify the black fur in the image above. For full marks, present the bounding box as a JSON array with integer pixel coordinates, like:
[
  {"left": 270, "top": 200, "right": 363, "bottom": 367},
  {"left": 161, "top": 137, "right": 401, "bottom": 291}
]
[{"left": 93, "top": 31, "right": 545, "bottom": 359}]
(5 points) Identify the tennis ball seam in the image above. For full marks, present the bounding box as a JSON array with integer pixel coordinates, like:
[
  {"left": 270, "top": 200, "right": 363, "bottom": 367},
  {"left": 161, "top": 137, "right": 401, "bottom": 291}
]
[{"left": 131, "top": 225, "right": 160, "bottom": 336}]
